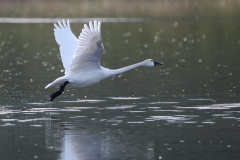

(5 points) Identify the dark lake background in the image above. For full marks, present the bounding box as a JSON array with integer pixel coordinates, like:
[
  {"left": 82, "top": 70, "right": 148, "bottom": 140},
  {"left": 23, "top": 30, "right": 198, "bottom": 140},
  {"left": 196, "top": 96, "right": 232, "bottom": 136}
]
[{"left": 0, "top": 1, "right": 240, "bottom": 160}]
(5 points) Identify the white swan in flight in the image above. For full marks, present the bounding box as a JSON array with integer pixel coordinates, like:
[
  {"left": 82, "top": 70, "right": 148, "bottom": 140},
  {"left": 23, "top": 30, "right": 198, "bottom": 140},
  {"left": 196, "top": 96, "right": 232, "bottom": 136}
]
[{"left": 45, "top": 19, "right": 163, "bottom": 101}]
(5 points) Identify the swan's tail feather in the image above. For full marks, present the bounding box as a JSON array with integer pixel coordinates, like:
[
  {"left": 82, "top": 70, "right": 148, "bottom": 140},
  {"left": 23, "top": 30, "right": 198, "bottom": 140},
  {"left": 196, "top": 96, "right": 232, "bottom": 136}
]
[
  {"left": 45, "top": 77, "right": 67, "bottom": 89},
  {"left": 45, "top": 83, "right": 54, "bottom": 89}
]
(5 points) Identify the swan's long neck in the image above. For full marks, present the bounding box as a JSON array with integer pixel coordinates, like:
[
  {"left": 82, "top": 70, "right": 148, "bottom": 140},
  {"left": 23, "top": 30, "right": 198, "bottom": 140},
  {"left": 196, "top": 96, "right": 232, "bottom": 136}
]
[{"left": 109, "top": 61, "right": 144, "bottom": 76}]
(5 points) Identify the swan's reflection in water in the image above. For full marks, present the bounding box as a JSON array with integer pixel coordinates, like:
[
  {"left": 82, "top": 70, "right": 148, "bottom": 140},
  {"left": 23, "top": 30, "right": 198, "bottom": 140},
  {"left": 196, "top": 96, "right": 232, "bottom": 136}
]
[
  {"left": 41, "top": 110, "right": 155, "bottom": 160},
  {"left": 59, "top": 125, "right": 155, "bottom": 160}
]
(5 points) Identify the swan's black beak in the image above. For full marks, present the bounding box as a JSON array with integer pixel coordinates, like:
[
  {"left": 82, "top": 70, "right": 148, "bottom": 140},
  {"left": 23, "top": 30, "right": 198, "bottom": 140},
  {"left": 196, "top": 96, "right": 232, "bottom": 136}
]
[{"left": 153, "top": 61, "right": 163, "bottom": 66}]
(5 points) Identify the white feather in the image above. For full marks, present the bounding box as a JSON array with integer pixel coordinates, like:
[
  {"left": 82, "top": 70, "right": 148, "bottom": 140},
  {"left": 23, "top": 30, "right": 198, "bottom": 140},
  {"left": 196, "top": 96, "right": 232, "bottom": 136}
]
[{"left": 54, "top": 19, "right": 78, "bottom": 74}]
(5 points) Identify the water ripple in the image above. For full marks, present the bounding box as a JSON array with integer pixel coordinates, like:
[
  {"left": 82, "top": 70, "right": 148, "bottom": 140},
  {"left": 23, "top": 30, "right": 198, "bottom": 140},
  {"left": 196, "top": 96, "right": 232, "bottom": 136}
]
[
  {"left": 176, "top": 103, "right": 240, "bottom": 110},
  {"left": 108, "top": 97, "right": 143, "bottom": 100},
  {"left": 60, "top": 99, "right": 105, "bottom": 103}
]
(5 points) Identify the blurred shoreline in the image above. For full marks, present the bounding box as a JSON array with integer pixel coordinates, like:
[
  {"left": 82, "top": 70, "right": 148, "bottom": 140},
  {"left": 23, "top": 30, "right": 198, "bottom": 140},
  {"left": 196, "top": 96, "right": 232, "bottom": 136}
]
[{"left": 0, "top": 0, "right": 240, "bottom": 18}]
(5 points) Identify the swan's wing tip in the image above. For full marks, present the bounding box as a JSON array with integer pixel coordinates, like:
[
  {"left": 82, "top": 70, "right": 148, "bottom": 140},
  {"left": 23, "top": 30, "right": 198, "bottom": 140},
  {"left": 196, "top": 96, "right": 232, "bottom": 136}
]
[
  {"left": 45, "top": 84, "right": 51, "bottom": 89},
  {"left": 54, "top": 19, "right": 71, "bottom": 30}
]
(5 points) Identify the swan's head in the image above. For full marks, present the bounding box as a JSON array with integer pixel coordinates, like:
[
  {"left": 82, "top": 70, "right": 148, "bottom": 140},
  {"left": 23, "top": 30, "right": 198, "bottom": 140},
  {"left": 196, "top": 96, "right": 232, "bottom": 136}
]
[{"left": 143, "top": 59, "right": 163, "bottom": 67}]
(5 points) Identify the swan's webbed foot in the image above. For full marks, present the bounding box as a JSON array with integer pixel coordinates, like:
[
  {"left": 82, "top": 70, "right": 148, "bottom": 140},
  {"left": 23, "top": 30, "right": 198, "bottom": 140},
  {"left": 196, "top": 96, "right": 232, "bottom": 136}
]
[{"left": 49, "top": 81, "right": 69, "bottom": 101}]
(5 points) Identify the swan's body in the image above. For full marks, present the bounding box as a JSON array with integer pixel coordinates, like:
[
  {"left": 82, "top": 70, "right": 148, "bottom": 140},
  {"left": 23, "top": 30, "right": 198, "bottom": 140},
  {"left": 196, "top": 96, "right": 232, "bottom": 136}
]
[{"left": 45, "top": 19, "right": 163, "bottom": 101}]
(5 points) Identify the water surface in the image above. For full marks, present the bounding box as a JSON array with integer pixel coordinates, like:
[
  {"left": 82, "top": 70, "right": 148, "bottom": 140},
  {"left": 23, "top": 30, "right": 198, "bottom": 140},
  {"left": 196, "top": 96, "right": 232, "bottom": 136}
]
[{"left": 0, "top": 18, "right": 240, "bottom": 160}]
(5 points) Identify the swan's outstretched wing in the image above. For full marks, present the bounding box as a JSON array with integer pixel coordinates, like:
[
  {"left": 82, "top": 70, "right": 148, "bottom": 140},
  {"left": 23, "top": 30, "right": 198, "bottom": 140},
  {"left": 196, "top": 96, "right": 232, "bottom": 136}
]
[
  {"left": 54, "top": 19, "right": 78, "bottom": 74},
  {"left": 70, "top": 21, "right": 104, "bottom": 72}
]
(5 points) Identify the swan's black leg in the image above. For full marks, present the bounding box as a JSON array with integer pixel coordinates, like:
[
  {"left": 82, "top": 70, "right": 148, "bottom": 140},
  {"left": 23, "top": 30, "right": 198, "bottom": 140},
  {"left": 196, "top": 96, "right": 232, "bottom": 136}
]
[{"left": 49, "top": 81, "right": 69, "bottom": 101}]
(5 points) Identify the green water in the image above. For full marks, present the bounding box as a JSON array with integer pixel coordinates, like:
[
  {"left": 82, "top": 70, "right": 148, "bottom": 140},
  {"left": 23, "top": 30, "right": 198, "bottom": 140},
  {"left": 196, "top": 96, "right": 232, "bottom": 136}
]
[{"left": 0, "top": 18, "right": 240, "bottom": 160}]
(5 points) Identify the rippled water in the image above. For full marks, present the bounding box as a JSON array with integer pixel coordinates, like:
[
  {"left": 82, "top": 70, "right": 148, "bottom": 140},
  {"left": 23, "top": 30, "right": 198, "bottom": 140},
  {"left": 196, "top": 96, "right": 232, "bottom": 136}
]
[{"left": 0, "top": 18, "right": 240, "bottom": 160}]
